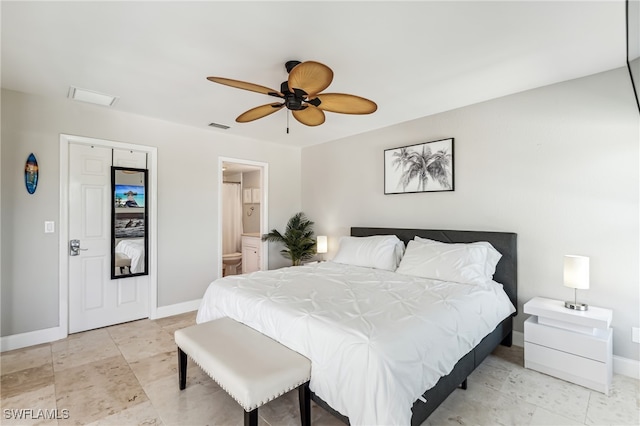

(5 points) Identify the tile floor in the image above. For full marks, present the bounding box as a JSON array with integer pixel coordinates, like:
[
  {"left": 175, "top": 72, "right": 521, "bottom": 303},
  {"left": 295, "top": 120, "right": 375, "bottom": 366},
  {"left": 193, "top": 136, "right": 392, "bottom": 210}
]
[{"left": 1, "top": 311, "right": 638, "bottom": 425}]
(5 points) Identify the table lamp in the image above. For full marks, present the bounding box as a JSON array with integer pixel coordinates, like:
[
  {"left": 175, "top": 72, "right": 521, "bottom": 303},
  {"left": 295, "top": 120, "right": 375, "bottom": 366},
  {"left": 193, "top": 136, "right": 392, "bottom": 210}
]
[
  {"left": 316, "top": 236, "right": 327, "bottom": 261},
  {"left": 564, "top": 255, "right": 589, "bottom": 311}
]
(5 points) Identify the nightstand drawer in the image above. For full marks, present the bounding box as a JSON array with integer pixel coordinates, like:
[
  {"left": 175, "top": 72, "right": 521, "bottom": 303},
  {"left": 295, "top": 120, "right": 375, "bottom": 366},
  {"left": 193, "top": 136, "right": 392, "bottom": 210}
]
[
  {"left": 525, "top": 341, "right": 611, "bottom": 394},
  {"left": 524, "top": 317, "right": 612, "bottom": 362}
]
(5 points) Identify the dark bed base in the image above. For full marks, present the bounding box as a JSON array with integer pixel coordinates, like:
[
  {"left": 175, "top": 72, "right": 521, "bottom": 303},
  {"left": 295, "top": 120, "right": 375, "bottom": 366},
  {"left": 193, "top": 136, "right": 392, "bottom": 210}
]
[{"left": 311, "top": 227, "right": 518, "bottom": 425}]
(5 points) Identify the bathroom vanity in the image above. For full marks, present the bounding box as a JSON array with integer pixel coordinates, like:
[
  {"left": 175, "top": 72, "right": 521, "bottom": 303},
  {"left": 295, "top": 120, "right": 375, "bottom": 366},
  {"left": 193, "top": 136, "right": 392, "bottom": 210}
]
[{"left": 242, "top": 233, "right": 261, "bottom": 273}]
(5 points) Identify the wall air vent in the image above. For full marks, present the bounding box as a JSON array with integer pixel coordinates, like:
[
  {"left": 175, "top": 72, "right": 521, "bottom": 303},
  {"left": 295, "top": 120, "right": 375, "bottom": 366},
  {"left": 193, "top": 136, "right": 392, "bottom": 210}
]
[{"left": 208, "top": 122, "right": 230, "bottom": 129}]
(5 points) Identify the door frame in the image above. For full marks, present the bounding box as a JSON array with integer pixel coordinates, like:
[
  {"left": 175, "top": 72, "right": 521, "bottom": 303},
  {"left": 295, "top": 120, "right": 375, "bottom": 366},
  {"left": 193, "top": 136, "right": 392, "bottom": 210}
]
[
  {"left": 218, "top": 156, "right": 268, "bottom": 276},
  {"left": 59, "top": 134, "right": 159, "bottom": 336}
]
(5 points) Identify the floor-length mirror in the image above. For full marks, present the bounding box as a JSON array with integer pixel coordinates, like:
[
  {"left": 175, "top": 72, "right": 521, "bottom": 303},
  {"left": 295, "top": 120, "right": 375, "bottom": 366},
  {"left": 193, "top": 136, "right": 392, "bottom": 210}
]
[{"left": 111, "top": 166, "right": 148, "bottom": 279}]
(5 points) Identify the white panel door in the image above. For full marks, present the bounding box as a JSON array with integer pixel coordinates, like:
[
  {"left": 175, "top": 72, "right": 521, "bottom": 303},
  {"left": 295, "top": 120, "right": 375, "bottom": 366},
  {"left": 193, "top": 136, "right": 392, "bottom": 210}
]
[
  {"left": 112, "top": 149, "right": 150, "bottom": 310},
  {"left": 68, "top": 144, "right": 148, "bottom": 333}
]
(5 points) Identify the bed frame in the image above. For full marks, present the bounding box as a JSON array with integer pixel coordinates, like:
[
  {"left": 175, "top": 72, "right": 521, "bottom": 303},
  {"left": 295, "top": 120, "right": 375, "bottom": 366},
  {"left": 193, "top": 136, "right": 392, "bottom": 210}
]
[{"left": 310, "top": 227, "right": 518, "bottom": 426}]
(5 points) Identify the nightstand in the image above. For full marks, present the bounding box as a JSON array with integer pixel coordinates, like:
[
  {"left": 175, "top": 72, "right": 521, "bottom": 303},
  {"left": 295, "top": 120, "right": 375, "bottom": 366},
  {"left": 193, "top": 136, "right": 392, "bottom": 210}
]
[{"left": 524, "top": 296, "right": 612, "bottom": 395}]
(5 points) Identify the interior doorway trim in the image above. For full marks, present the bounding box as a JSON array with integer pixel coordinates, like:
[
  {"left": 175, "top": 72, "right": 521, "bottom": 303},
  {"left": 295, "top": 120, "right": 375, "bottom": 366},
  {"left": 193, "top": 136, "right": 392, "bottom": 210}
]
[
  {"left": 218, "top": 157, "right": 269, "bottom": 276},
  {"left": 59, "top": 134, "right": 159, "bottom": 337}
]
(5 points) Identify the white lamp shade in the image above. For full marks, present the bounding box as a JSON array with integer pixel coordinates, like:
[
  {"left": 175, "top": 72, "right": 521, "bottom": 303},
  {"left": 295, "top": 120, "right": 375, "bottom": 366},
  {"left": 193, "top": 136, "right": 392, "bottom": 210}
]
[
  {"left": 316, "top": 236, "right": 328, "bottom": 254},
  {"left": 564, "top": 255, "right": 590, "bottom": 290}
]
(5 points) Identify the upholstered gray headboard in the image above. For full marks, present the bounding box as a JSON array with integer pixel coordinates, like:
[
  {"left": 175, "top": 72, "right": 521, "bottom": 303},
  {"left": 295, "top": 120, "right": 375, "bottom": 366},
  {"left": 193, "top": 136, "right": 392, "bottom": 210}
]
[{"left": 350, "top": 227, "right": 518, "bottom": 315}]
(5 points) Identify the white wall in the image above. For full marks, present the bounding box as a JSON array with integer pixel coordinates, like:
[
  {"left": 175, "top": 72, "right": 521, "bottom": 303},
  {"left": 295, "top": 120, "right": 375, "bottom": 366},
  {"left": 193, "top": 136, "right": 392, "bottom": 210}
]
[
  {"left": 1, "top": 88, "right": 301, "bottom": 337},
  {"left": 242, "top": 170, "right": 261, "bottom": 234},
  {"left": 301, "top": 67, "right": 640, "bottom": 361}
]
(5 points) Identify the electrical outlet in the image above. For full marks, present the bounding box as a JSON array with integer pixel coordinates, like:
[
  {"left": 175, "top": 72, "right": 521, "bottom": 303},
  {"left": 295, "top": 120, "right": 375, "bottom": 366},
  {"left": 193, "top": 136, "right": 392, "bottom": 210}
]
[{"left": 633, "top": 327, "right": 640, "bottom": 344}]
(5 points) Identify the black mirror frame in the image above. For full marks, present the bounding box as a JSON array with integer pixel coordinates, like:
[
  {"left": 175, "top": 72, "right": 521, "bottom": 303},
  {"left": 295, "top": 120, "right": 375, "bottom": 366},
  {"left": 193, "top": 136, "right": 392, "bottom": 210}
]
[
  {"left": 627, "top": 0, "right": 640, "bottom": 113},
  {"left": 111, "top": 166, "right": 149, "bottom": 279}
]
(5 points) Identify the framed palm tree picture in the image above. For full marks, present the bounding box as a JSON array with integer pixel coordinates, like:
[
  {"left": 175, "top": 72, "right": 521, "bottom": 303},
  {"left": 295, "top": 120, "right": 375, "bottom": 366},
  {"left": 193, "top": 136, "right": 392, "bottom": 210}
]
[{"left": 384, "top": 138, "right": 454, "bottom": 194}]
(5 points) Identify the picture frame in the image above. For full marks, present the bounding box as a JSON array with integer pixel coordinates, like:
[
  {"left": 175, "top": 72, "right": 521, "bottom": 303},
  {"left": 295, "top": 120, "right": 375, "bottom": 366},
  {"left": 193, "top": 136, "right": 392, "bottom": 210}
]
[{"left": 384, "top": 138, "right": 454, "bottom": 194}]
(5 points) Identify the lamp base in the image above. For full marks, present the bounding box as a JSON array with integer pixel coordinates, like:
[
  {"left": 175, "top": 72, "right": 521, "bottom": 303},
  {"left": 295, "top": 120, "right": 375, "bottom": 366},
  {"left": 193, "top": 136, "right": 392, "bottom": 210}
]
[{"left": 565, "top": 301, "right": 589, "bottom": 311}]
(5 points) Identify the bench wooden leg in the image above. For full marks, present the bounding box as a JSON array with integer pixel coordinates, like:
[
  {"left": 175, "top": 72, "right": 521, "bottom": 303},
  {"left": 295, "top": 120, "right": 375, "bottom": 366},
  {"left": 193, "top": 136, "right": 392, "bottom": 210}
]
[
  {"left": 244, "top": 408, "right": 258, "bottom": 426},
  {"left": 178, "top": 347, "right": 187, "bottom": 390},
  {"left": 298, "top": 381, "right": 311, "bottom": 426}
]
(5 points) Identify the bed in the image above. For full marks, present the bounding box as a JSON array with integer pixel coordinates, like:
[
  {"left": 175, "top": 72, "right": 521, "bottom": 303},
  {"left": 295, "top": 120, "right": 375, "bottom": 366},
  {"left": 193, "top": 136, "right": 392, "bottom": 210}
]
[
  {"left": 114, "top": 238, "right": 145, "bottom": 273},
  {"left": 197, "top": 227, "right": 517, "bottom": 425}
]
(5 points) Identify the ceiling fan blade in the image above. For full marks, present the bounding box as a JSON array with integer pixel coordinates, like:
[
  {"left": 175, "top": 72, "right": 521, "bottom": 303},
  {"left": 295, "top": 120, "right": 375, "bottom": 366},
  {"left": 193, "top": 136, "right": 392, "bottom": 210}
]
[
  {"left": 311, "top": 93, "right": 378, "bottom": 114},
  {"left": 236, "top": 103, "right": 284, "bottom": 123},
  {"left": 292, "top": 106, "right": 325, "bottom": 126},
  {"left": 288, "top": 61, "right": 333, "bottom": 97},
  {"left": 207, "top": 77, "right": 283, "bottom": 97}
]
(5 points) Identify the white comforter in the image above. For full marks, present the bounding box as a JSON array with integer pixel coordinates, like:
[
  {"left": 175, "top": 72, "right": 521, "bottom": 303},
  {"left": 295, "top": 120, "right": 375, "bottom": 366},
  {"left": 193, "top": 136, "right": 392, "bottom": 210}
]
[{"left": 196, "top": 262, "right": 515, "bottom": 425}]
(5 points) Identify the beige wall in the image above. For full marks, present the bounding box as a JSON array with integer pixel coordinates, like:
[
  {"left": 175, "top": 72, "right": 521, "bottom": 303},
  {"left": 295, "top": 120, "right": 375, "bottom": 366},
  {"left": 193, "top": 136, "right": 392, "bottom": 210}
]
[
  {"left": 301, "top": 67, "right": 640, "bottom": 361},
  {"left": 1, "top": 88, "right": 301, "bottom": 336}
]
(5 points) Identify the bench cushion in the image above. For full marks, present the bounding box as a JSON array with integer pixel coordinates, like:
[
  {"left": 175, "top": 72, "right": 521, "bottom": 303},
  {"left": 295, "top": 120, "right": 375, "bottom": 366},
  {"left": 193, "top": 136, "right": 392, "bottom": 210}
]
[
  {"left": 114, "top": 252, "right": 131, "bottom": 267},
  {"left": 175, "top": 317, "right": 311, "bottom": 412}
]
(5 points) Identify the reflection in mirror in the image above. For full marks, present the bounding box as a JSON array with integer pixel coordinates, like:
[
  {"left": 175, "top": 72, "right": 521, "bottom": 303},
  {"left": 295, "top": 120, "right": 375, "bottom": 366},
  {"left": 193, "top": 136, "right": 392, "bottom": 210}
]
[{"left": 111, "top": 167, "right": 148, "bottom": 279}]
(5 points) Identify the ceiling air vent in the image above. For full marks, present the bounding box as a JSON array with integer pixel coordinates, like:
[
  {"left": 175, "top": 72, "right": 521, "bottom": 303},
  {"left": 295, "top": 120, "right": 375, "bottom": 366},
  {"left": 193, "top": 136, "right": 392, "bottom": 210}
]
[
  {"left": 208, "top": 122, "right": 230, "bottom": 130},
  {"left": 68, "top": 86, "right": 118, "bottom": 106}
]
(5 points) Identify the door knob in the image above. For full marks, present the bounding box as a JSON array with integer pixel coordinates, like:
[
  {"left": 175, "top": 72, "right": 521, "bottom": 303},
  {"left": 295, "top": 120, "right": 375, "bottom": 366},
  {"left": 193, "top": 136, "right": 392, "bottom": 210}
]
[{"left": 69, "top": 239, "right": 88, "bottom": 256}]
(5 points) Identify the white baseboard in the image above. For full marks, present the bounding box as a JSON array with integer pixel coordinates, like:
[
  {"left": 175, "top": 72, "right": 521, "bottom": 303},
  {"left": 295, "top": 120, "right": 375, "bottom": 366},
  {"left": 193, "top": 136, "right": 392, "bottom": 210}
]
[
  {"left": 1, "top": 298, "right": 201, "bottom": 352},
  {"left": 152, "top": 298, "right": 201, "bottom": 320},
  {"left": 512, "top": 331, "right": 639, "bottom": 380},
  {"left": 613, "top": 355, "right": 640, "bottom": 380},
  {"left": 0, "top": 326, "right": 66, "bottom": 352},
  {"left": 513, "top": 330, "right": 524, "bottom": 347}
]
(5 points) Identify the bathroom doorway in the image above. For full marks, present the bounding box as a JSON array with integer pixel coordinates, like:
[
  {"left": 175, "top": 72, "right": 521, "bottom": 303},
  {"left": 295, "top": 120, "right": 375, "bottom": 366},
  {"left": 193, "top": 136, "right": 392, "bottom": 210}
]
[{"left": 219, "top": 157, "right": 268, "bottom": 277}]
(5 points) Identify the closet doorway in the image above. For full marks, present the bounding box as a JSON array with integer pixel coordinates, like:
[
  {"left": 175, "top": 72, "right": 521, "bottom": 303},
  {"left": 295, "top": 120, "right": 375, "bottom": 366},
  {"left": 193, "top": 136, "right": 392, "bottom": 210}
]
[{"left": 219, "top": 157, "right": 268, "bottom": 277}]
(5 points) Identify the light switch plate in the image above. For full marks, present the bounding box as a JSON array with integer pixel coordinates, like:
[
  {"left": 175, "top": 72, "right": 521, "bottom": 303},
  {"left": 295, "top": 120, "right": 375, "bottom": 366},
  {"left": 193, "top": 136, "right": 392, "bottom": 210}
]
[{"left": 44, "top": 221, "right": 55, "bottom": 233}]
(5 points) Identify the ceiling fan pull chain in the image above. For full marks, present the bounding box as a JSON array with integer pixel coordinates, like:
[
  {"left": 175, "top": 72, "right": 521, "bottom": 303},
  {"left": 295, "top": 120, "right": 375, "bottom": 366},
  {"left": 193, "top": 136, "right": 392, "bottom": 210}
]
[{"left": 286, "top": 110, "right": 290, "bottom": 134}]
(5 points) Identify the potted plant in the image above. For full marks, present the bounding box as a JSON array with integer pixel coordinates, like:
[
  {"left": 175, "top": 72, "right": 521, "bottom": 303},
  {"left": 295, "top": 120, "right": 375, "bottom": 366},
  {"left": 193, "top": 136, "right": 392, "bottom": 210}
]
[{"left": 262, "top": 212, "right": 316, "bottom": 266}]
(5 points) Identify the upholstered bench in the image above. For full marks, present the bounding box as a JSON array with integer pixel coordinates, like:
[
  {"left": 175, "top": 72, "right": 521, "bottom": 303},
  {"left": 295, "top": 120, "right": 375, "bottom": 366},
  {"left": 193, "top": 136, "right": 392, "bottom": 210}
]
[
  {"left": 174, "top": 317, "right": 312, "bottom": 426},
  {"left": 114, "top": 252, "right": 131, "bottom": 274}
]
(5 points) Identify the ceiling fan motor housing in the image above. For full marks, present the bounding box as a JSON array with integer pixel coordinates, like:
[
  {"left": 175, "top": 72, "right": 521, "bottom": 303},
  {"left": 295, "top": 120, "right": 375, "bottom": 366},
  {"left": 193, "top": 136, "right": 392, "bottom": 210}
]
[{"left": 280, "top": 81, "right": 307, "bottom": 110}]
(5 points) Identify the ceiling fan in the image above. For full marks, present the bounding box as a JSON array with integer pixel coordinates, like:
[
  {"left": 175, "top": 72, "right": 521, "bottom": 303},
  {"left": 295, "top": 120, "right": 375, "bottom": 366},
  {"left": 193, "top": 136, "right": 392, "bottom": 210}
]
[{"left": 207, "top": 60, "right": 377, "bottom": 127}]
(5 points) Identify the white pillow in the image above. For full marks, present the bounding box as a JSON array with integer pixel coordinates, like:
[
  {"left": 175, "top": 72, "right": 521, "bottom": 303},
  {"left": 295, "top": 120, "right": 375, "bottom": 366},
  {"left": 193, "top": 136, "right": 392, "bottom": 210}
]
[
  {"left": 413, "top": 236, "right": 502, "bottom": 278},
  {"left": 396, "top": 239, "right": 498, "bottom": 285},
  {"left": 332, "top": 235, "right": 405, "bottom": 271}
]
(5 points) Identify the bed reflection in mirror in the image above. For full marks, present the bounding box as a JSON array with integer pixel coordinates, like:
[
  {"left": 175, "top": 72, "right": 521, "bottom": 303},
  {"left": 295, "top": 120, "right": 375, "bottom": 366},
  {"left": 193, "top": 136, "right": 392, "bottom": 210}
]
[{"left": 112, "top": 166, "right": 148, "bottom": 279}]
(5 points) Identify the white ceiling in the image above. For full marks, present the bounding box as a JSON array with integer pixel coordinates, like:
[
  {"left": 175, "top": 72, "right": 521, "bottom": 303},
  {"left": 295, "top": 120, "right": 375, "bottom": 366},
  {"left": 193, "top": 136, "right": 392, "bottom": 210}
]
[{"left": 1, "top": 1, "right": 626, "bottom": 148}]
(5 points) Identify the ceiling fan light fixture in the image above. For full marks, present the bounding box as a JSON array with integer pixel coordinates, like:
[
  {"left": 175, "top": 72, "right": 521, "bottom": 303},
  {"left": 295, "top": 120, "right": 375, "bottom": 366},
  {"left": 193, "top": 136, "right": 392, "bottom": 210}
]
[
  {"left": 206, "top": 60, "right": 376, "bottom": 127},
  {"left": 68, "top": 86, "right": 118, "bottom": 106}
]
